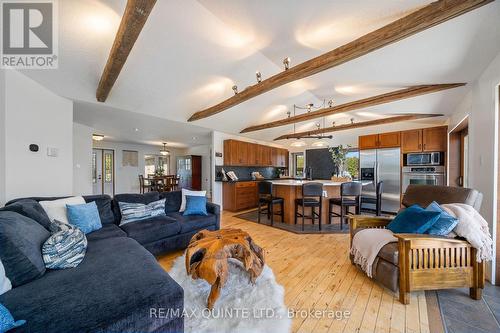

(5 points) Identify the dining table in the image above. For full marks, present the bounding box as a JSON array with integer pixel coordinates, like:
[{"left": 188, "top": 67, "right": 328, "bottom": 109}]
[{"left": 144, "top": 175, "right": 179, "bottom": 192}]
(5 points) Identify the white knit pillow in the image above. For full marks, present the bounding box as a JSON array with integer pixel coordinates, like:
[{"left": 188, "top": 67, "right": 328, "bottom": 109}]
[{"left": 39, "top": 196, "right": 86, "bottom": 224}]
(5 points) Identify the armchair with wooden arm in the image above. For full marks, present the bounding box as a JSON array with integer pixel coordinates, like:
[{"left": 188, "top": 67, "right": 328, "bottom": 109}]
[{"left": 348, "top": 184, "right": 485, "bottom": 304}]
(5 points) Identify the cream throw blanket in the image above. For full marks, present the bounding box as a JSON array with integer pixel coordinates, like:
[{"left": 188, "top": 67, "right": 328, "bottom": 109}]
[
  {"left": 350, "top": 229, "right": 397, "bottom": 278},
  {"left": 441, "top": 203, "right": 493, "bottom": 262}
]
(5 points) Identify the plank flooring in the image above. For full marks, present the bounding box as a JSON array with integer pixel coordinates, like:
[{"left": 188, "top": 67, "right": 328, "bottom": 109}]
[{"left": 157, "top": 211, "right": 431, "bottom": 333}]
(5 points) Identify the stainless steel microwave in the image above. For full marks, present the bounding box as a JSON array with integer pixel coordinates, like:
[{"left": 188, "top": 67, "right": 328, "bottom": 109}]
[{"left": 406, "top": 152, "right": 441, "bottom": 166}]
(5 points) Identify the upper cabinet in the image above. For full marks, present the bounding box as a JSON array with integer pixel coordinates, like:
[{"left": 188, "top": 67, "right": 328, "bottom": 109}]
[
  {"left": 422, "top": 126, "right": 447, "bottom": 152},
  {"left": 401, "top": 126, "right": 447, "bottom": 153},
  {"left": 359, "top": 132, "right": 401, "bottom": 149},
  {"left": 224, "top": 140, "right": 288, "bottom": 167},
  {"left": 401, "top": 129, "right": 422, "bottom": 153}
]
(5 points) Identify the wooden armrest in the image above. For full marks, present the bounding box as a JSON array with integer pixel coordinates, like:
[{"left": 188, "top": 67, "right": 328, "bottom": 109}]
[
  {"left": 349, "top": 215, "right": 393, "bottom": 229},
  {"left": 394, "top": 233, "right": 471, "bottom": 245}
]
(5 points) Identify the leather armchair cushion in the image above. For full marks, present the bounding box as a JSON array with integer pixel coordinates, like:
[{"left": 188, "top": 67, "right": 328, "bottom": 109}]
[{"left": 402, "top": 185, "right": 481, "bottom": 211}]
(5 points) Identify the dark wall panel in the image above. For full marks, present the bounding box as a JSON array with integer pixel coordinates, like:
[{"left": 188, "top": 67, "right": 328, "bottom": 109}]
[{"left": 305, "top": 148, "right": 335, "bottom": 180}]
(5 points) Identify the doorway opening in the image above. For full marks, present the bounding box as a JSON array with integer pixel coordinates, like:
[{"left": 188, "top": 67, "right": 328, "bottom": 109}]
[
  {"left": 448, "top": 116, "right": 469, "bottom": 187},
  {"left": 92, "top": 148, "right": 115, "bottom": 196}
]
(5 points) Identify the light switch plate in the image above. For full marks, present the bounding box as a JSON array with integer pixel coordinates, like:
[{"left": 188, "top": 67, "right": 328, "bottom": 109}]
[{"left": 47, "top": 147, "right": 58, "bottom": 157}]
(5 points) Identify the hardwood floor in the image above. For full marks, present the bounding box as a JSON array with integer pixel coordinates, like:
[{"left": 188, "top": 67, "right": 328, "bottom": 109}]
[{"left": 157, "top": 211, "right": 431, "bottom": 333}]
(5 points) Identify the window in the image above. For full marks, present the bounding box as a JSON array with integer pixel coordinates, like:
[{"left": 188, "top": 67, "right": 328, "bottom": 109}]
[
  {"left": 345, "top": 150, "right": 360, "bottom": 180},
  {"left": 144, "top": 155, "right": 170, "bottom": 176},
  {"left": 104, "top": 152, "right": 113, "bottom": 182},
  {"left": 292, "top": 153, "right": 304, "bottom": 177}
]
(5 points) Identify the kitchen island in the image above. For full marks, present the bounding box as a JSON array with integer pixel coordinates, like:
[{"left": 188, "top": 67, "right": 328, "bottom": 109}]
[{"left": 269, "top": 179, "right": 346, "bottom": 226}]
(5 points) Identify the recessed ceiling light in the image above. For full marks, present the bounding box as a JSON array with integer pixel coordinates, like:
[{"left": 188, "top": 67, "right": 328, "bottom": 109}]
[
  {"left": 192, "top": 136, "right": 198, "bottom": 141},
  {"left": 92, "top": 134, "right": 104, "bottom": 141},
  {"left": 134, "top": 128, "right": 139, "bottom": 132}
]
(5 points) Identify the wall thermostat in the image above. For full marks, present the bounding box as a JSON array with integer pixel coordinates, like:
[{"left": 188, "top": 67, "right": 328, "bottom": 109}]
[{"left": 29, "top": 144, "right": 39, "bottom": 152}]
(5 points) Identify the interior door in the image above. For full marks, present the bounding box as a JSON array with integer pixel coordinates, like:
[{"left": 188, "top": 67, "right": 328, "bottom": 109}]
[
  {"left": 92, "top": 149, "right": 115, "bottom": 196},
  {"left": 92, "top": 149, "right": 102, "bottom": 195}
]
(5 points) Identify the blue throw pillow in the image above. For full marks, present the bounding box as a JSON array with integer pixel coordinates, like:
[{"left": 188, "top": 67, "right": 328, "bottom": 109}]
[
  {"left": 387, "top": 205, "right": 441, "bottom": 234},
  {"left": 424, "top": 201, "right": 458, "bottom": 235},
  {"left": 0, "top": 303, "right": 25, "bottom": 332},
  {"left": 183, "top": 195, "right": 208, "bottom": 216},
  {"left": 66, "top": 201, "right": 102, "bottom": 234}
]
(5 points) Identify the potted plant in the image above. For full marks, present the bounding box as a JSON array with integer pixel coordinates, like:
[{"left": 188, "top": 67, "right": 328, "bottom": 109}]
[{"left": 328, "top": 145, "right": 351, "bottom": 178}]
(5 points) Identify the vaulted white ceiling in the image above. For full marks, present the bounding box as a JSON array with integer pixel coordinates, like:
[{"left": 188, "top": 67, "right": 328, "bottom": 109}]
[{"left": 20, "top": 0, "right": 500, "bottom": 148}]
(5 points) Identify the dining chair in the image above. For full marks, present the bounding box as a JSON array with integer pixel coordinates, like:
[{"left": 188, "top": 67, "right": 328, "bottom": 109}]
[{"left": 138, "top": 175, "right": 152, "bottom": 194}]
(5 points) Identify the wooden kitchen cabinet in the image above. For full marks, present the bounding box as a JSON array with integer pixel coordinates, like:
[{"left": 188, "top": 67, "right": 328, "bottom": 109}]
[
  {"left": 223, "top": 181, "right": 258, "bottom": 211},
  {"left": 223, "top": 140, "right": 248, "bottom": 165},
  {"left": 359, "top": 134, "right": 379, "bottom": 149},
  {"left": 423, "top": 126, "right": 447, "bottom": 152},
  {"left": 401, "top": 126, "right": 447, "bottom": 153},
  {"left": 401, "top": 129, "right": 423, "bottom": 153},
  {"left": 359, "top": 132, "right": 400, "bottom": 149},
  {"left": 378, "top": 131, "right": 401, "bottom": 148},
  {"left": 224, "top": 139, "right": 288, "bottom": 167}
]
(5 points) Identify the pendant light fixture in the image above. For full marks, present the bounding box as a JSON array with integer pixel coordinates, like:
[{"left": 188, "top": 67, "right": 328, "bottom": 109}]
[{"left": 160, "top": 142, "right": 170, "bottom": 156}]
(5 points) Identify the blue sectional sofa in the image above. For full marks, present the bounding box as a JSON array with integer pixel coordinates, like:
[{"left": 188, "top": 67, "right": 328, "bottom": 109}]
[{"left": 0, "top": 190, "right": 220, "bottom": 333}]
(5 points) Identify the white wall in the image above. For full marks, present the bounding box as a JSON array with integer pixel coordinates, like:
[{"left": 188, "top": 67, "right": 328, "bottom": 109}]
[
  {"left": 448, "top": 51, "right": 500, "bottom": 283},
  {"left": 211, "top": 130, "right": 288, "bottom": 209},
  {"left": 73, "top": 123, "right": 94, "bottom": 195},
  {"left": 92, "top": 141, "right": 186, "bottom": 194},
  {"left": 0, "top": 70, "right": 6, "bottom": 206},
  {"left": 3, "top": 70, "right": 73, "bottom": 201},
  {"left": 184, "top": 144, "right": 212, "bottom": 196}
]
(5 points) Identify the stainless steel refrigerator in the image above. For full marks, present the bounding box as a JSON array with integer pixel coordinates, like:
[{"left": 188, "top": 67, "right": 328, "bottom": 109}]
[{"left": 360, "top": 148, "right": 401, "bottom": 214}]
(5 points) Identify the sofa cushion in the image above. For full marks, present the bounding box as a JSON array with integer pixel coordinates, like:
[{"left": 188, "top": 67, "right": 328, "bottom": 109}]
[
  {"left": 83, "top": 195, "right": 116, "bottom": 225},
  {"left": 0, "top": 237, "right": 184, "bottom": 333},
  {"left": 86, "top": 224, "right": 126, "bottom": 241},
  {"left": 167, "top": 212, "right": 217, "bottom": 234},
  {"left": 377, "top": 242, "right": 399, "bottom": 265},
  {"left": 160, "top": 190, "right": 182, "bottom": 213},
  {"left": 120, "top": 216, "right": 181, "bottom": 244},
  {"left": 0, "top": 211, "right": 50, "bottom": 287},
  {"left": 1, "top": 199, "right": 52, "bottom": 230}
]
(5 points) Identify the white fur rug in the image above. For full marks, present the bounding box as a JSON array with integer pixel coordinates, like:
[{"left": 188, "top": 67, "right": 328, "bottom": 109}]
[{"left": 169, "top": 255, "right": 291, "bottom": 333}]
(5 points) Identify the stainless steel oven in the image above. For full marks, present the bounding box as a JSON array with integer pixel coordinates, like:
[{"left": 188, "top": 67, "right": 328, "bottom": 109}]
[
  {"left": 406, "top": 152, "right": 442, "bottom": 166},
  {"left": 402, "top": 166, "right": 445, "bottom": 193}
]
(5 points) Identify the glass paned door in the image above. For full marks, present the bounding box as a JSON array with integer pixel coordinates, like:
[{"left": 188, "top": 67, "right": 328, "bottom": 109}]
[{"left": 92, "top": 149, "right": 115, "bottom": 196}]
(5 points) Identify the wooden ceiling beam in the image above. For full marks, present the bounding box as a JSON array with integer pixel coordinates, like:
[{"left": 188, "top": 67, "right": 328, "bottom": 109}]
[
  {"left": 240, "top": 83, "right": 464, "bottom": 133},
  {"left": 96, "top": 0, "right": 157, "bottom": 102},
  {"left": 188, "top": 0, "right": 491, "bottom": 122},
  {"left": 274, "top": 114, "right": 443, "bottom": 140}
]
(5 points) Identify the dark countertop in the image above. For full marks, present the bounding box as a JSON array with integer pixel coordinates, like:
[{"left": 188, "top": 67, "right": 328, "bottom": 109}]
[{"left": 215, "top": 178, "right": 291, "bottom": 183}]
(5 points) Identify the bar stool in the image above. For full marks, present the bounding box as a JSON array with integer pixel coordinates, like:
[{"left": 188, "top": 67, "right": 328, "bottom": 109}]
[
  {"left": 328, "top": 182, "right": 362, "bottom": 229},
  {"left": 257, "top": 181, "right": 284, "bottom": 226},
  {"left": 294, "top": 182, "right": 323, "bottom": 231},
  {"left": 361, "top": 181, "right": 384, "bottom": 216}
]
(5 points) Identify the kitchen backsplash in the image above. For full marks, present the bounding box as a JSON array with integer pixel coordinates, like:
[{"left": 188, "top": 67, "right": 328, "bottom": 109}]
[{"left": 215, "top": 166, "right": 285, "bottom": 181}]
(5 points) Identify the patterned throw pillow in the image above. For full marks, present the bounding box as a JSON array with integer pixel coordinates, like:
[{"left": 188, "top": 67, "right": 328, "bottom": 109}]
[
  {"left": 118, "top": 199, "right": 166, "bottom": 225},
  {"left": 42, "top": 220, "right": 87, "bottom": 269}
]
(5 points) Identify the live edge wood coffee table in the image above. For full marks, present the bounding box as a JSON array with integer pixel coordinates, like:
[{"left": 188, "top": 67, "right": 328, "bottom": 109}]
[{"left": 185, "top": 229, "right": 265, "bottom": 309}]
